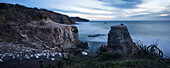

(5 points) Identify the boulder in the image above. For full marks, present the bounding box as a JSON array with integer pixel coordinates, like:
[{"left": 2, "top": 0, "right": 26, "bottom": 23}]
[
  {"left": 67, "top": 41, "right": 89, "bottom": 55},
  {"left": 88, "top": 34, "right": 106, "bottom": 37},
  {"left": 75, "top": 41, "right": 88, "bottom": 49},
  {"left": 107, "top": 24, "right": 138, "bottom": 56}
]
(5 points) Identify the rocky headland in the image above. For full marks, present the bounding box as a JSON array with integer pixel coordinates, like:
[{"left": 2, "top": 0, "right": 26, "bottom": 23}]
[
  {"left": 0, "top": 3, "right": 89, "bottom": 66},
  {"left": 0, "top": 3, "right": 168, "bottom": 68},
  {"left": 71, "top": 17, "right": 89, "bottom": 22},
  {"left": 0, "top": 3, "right": 89, "bottom": 51}
]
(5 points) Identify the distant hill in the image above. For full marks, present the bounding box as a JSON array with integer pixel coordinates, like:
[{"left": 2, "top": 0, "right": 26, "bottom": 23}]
[
  {"left": 71, "top": 17, "right": 89, "bottom": 22},
  {"left": 0, "top": 3, "right": 89, "bottom": 24}
]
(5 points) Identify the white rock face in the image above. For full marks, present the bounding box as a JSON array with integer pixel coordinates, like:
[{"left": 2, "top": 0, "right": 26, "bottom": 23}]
[{"left": 82, "top": 51, "right": 88, "bottom": 56}]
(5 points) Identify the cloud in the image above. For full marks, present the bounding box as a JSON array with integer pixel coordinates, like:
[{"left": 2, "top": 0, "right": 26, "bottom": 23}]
[
  {"left": 0, "top": 0, "right": 170, "bottom": 20},
  {"left": 99, "top": 0, "right": 142, "bottom": 8},
  {"left": 136, "top": 0, "right": 170, "bottom": 13},
  {"left": 159, "top": 14, "right": 169, "bottom": 16}
]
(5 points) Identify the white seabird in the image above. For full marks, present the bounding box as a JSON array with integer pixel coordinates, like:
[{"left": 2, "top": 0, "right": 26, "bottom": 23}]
[
  {"left": 51, "top": 58, "right": 55, "bottom": 61},
  {"left": 58, "top": 53, "right": 62, "bottom": 57},
  {"left": 35, "top": 55, "right": 39, "bottom": 59},
  {"left": 51, "top": 53, "right": 55, "bottom": 57},
  {"left": 0, "top": 59, "right": 3, "bottom": 62},
  {"left": 12, "top": 55, "right": 15, "bottom": 59},
  {"left": 30, "top": 54, "right": 33, "bottom": 57},
  {"left": 17, "top": 54, "right": 20, "bottom": 57},
  {"left": 25, "top": 54, "right": 30, "bottom": 59}
]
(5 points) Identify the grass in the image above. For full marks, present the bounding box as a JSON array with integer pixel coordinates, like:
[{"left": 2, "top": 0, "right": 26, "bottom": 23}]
[
  {"left": 44, "top": 59, "right": 169, "bottom": 68},
  {"left": 97, "top": 52, "right": 122, "bottom": 61}
]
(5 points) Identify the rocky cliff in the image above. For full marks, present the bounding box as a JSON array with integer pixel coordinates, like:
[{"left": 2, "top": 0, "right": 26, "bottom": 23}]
[
  {"left": 107, "top": 24, "right": 138, "bottom": 55},
  {"left": 0, "top": 19, "right": 79, "bottom": 52},
  {"left": 0, "top": 3, "right": 85, "bottom": 54}
]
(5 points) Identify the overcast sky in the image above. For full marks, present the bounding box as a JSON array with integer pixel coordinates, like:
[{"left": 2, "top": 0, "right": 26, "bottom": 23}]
[{"left": 1, "top": 0, "right": 170, "bottom": 20}]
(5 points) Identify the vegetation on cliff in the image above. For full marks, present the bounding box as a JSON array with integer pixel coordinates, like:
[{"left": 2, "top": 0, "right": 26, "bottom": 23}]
[{"left": 0, "top": 3, "right": 89, "bottom": 24}]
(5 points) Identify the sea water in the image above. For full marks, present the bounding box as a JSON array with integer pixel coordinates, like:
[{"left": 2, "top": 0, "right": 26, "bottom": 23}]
[{"left": 75, "top": 21, "right": 170, "bottom": 58}]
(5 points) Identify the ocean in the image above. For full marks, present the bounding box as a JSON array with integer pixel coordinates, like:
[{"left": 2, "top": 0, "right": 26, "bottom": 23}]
[{"left": 75, "top": 21, "right": 170, "bottom": 58}]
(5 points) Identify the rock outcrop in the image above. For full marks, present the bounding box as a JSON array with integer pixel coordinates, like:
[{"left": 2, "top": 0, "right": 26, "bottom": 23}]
[
  {"left": 71, "top": 17, "right": 89, "bottom": 22},
  {"left": 99, "top": 24, "right": 138, "bottom": 57},
  {"left": 88, "top": 34, "right": 106, "bottom": 37},
  {"left": 0, "top": 3, "right": 88, "bottom": 54},
  {"left": 0, "top": 19, "right": 79, "bottom": 52},
  {"left": 107, "top": 24, "right": 137, "bottom": 55}
]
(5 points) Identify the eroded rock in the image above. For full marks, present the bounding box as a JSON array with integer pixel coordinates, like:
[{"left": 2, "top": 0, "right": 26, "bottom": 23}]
[
  {"left": 99, "top": 24, "right": 138, "bottom": 57},
  {"left": 0, "top": 19, "right": 79, "bottom": 53},
  {"left": 107, "top": 24, "right": 138, "bottom": 55}
]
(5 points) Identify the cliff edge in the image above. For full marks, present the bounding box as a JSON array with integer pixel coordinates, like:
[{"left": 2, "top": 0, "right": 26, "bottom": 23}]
[{"left": 0, "top": 3, "right": 85, "bottom": 54}]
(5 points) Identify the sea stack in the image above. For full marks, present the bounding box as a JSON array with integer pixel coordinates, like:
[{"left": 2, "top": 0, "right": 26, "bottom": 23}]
[{"left": 107, "top": 24, "right": 138, "bottom": 55}]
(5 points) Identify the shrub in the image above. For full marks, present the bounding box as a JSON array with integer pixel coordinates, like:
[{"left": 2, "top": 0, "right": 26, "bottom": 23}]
[
  {"left": 136, "top": 41, "right": 163, "bottom": 59},
  {"left": 98, "top": 52, "right": 122, "bottom": 61}
]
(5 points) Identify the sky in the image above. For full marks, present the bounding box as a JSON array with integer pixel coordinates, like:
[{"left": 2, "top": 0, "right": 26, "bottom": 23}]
[{"left": 0, "top": 0, "right": 170, "bottom": 21}]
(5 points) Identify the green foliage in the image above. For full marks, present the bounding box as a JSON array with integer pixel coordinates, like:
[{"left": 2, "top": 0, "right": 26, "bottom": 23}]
[
  {"left": 44, "top": 61, "right": 63, "bottom": 68},
  {"left": 63, "top": 57, "right": 72, "bottom": 62},
  {"left": 54, "top": 61, "right": 64, "bottom": 68},
  {"left": 98, "top": 52, "right": 122, "bottom": 61},
  {"left": 136, "top": 41, "right": 163, "bottom": 59},
  {"left": 60, "top": 59, "right": 170, "bottom": 68},
  {"left": 120, "top": 59, "right": 168, "bottom": 68},
  {"left": 0, "top": 3, "right": 75, "bottom": 24}
]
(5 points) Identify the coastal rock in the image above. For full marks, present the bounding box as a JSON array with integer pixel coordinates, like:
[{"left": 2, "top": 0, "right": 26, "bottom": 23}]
[
  {"left": 0, "top": 3, "right": 88, "bottom": 53},
  {"left": 67, "top": 41, "right": 88, "bottom": 55},
  {"left": 0, "top": 19, "right": 79, "bottom": 51},
  {"left": 106, "top": 24, "right": 138, "bottom": 56},
  {"left": 74, "top": 41, "right": 88, "bottom": 49},
  {"left": 88, "top": 34, "right": 106, "bottom": 37}
]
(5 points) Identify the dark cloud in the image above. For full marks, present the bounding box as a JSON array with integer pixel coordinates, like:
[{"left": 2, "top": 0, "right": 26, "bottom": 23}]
[
  {"left": 130, "top": 14, "right": 148, "bottom": 18},
  {"left": 0, "top": 0, "right": 170, "bottom": 20},
  {"left": 99, "top": 0, "right": 142, "bottom": 9},
  {"left": 126, "top": 11, "right": 170, "bottom": 20},
  {"left": 52, "top": 9, "right": 111, "bottom": 15}
]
